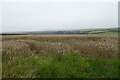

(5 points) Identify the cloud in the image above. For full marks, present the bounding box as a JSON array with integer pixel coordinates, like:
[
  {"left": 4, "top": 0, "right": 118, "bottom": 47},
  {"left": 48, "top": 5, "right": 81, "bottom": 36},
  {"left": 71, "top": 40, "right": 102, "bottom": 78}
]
[{"left": 2, "top": 2, "right": 118, "bottom": 32}]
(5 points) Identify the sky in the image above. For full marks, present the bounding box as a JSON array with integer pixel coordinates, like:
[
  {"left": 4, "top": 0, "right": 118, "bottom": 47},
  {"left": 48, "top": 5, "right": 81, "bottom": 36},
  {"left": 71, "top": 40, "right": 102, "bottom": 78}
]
[{"left": 0, "top": 0, "right": 119, "bottom": 33}]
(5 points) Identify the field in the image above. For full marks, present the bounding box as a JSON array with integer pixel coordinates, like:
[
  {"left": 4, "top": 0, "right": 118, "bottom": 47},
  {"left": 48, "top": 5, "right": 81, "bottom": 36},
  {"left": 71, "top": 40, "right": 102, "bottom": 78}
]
[{"left": 2, "top": 34, "right": 119, "bottom": 78}]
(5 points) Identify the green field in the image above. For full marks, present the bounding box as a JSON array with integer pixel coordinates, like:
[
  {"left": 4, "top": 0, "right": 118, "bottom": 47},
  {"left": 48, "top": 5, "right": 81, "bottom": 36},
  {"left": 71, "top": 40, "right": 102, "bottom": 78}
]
[{"left": 3, "top": 51, "right": 119, "bottom": 78}]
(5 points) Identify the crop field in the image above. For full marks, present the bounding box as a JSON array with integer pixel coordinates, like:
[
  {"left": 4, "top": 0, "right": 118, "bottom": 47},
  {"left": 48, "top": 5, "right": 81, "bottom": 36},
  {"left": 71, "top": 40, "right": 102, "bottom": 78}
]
[{"left": 2, "top": 34, "right": 119, "bottom": 78}]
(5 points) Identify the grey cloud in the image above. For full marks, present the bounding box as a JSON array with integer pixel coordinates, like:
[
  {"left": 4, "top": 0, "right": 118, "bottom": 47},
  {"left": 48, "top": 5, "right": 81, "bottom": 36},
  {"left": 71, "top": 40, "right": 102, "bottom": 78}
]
[{"left": 2, "top": 2, "right": 118, "bottom": 32}]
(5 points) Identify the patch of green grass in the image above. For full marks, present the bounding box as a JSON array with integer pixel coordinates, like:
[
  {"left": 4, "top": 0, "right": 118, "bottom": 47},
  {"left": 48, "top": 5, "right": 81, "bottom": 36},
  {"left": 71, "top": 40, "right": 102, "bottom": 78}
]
[
  {"left": 99, "top": 32, "right": 118, "bottom": 36},
  {"left": 2, "top": 51, "right": 119, "bottom": 78}
]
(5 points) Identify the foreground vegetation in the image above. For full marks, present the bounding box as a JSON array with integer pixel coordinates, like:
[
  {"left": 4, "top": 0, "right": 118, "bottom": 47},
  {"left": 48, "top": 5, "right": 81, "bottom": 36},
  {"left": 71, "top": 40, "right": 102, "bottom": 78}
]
[
  {"left": 3, "top": 51, "right": 119, "bottom": 78},
  {"left": 2, "top": 34, "right": 119, "bottom": 78}
]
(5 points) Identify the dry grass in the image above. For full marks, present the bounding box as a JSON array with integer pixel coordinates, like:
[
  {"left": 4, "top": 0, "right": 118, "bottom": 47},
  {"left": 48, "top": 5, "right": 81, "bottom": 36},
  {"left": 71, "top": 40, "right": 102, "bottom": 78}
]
[{"left": 2, "top": 35, "right": 118, "bottom": 57}]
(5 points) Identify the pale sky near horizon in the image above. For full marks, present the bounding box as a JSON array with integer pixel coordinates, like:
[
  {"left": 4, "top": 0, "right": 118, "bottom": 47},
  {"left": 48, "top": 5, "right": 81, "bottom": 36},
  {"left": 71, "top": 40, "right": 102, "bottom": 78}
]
[{"left": 0, "top": 0, "right": 119, "bottom": 33}]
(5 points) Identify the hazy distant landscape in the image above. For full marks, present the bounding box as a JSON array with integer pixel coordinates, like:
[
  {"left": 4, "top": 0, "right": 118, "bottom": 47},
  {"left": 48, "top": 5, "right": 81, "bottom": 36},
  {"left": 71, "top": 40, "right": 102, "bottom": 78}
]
[{"left": 2, "top": 27, "right": 119, "bottom": 35}]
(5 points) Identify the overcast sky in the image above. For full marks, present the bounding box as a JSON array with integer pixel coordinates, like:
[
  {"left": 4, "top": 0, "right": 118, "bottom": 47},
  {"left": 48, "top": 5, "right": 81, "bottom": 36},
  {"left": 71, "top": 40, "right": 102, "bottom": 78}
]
[{"left": 1, "top": 0, "right": 119, "bottom": 33}]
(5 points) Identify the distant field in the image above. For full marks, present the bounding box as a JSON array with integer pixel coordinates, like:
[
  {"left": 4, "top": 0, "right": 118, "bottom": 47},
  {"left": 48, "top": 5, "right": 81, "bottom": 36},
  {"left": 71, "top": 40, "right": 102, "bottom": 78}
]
[
  {"left": 2, "top": 27, "right": 119, "bottom": 35},
  {"left": 2, "top": 34, "right": 119, "bottom": 78}
]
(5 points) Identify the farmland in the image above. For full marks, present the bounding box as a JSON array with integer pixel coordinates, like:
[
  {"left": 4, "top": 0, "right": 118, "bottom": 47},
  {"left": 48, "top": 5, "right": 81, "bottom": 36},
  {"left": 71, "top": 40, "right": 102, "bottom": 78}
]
[{"left": 2, "top": 33, "right": 119, "bottom": 78}]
